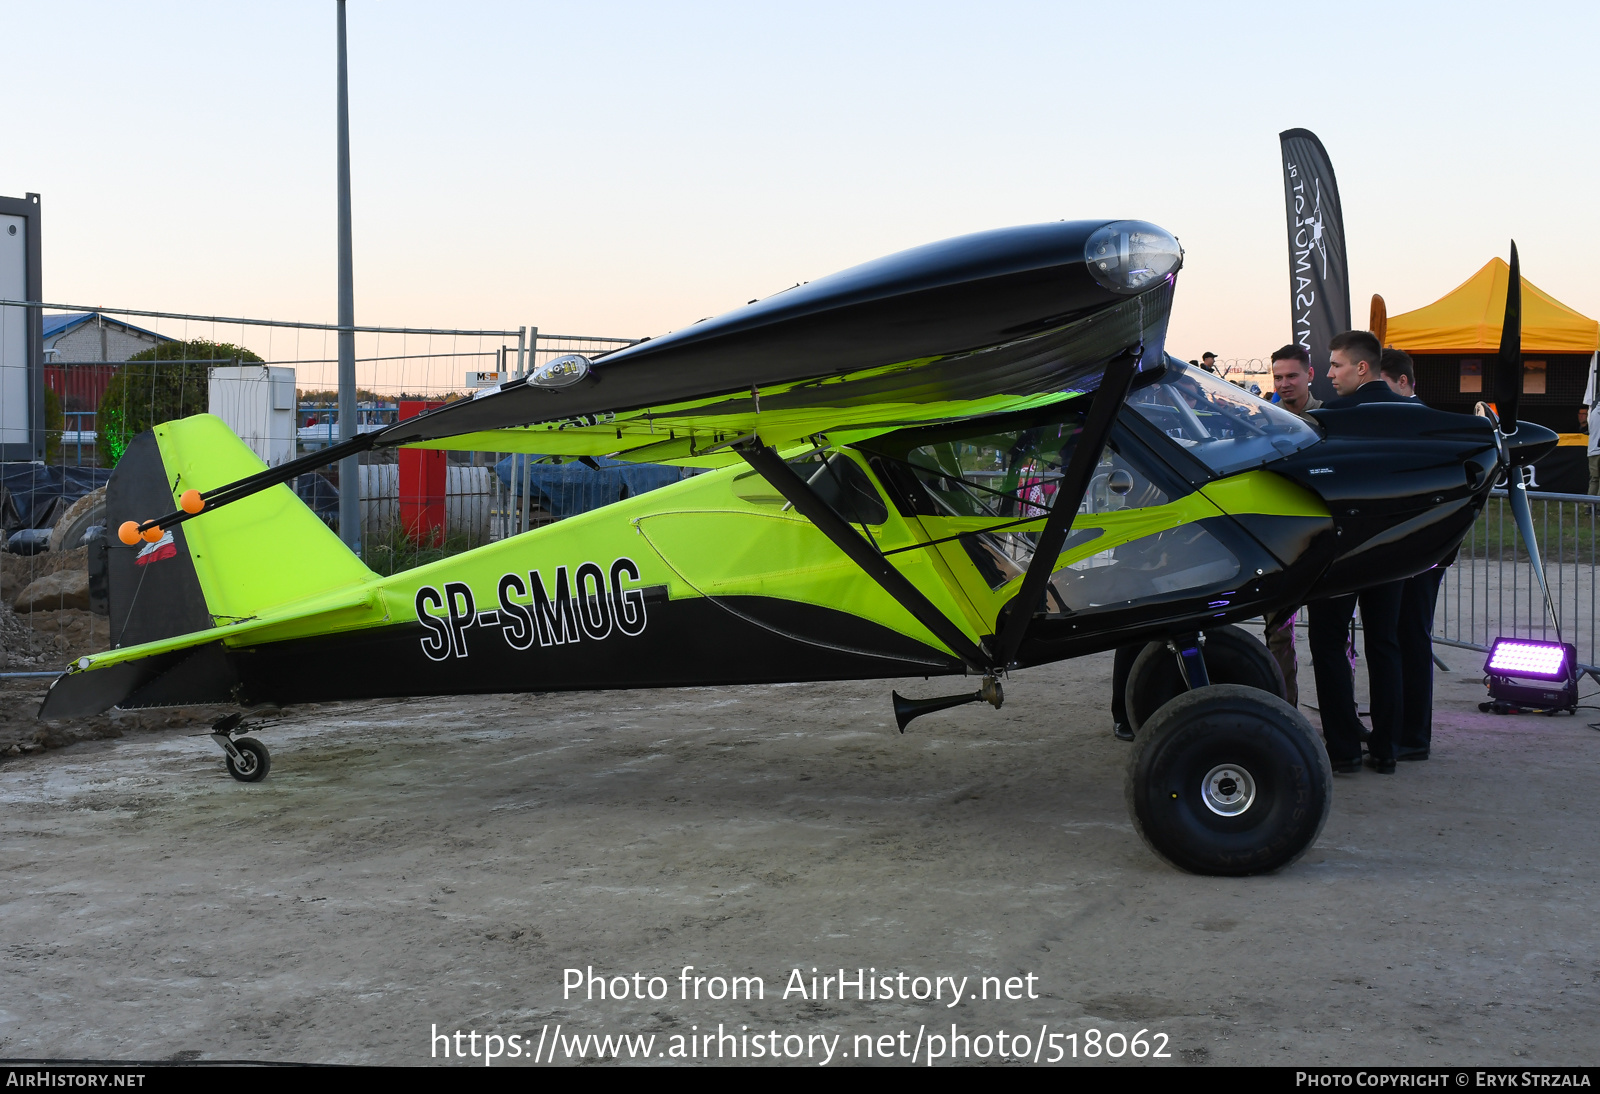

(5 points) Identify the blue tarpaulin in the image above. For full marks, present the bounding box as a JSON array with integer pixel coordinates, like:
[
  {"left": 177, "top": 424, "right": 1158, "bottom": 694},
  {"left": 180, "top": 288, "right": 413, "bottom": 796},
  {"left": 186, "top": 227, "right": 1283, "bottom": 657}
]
[
  {"left": 293, "top": 473, "right": 340, "bottom": 524},
  {"left": 1, "top": 464, "right": 113, "bottom": 533},
  {"left": 494, "top": 455, "right": 689, "bottom": 519}
]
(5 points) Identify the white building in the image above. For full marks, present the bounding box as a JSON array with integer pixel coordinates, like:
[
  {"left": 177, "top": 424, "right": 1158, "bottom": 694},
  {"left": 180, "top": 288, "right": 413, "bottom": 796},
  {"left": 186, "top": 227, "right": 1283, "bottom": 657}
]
[{"left": 42, "top": 311, "right": 169, "bottom": 364}]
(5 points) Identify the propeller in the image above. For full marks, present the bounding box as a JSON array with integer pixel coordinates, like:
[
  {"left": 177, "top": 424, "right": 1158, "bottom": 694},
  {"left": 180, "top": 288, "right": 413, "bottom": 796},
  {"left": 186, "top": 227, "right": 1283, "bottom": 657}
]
[
  {"left": 1495, "top": 243, "right": 1524, "bottom": 437},
  {"left": 1485, "top": 241, "right": 1561, "bottom": 642}
]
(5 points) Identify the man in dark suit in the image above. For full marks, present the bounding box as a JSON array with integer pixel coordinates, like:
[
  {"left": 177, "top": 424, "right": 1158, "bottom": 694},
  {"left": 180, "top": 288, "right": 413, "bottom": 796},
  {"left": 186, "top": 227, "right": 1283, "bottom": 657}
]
[
  {"left": 1111, "top": 642, "right": 1139, "bottom": 739},
  {"left": 1380, "top": 345, "right": 1418, "bottom": 400},
  {"left": 1380, "top": 347, "right": 1443, "bottom": 760},
  {"left": 1306, "top": 331, "right": 1414, "bottom": 774}
]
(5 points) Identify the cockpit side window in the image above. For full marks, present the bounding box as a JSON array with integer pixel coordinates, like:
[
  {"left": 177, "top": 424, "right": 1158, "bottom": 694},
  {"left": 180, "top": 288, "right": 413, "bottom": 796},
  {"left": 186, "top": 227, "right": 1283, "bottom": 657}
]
[
  {"left": 899, "top": 416, "right": 1086, "bottom": 522},
  {"left": 860, "top": 404, "right": 1195, "bottom": 592},
  {"left": 1128, "top": 361, "right": 1319, "bottom": 477}
]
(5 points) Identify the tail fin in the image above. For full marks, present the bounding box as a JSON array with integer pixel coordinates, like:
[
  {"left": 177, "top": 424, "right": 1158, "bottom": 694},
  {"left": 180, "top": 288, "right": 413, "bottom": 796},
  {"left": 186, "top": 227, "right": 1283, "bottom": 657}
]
[
  {"left": 104, "top": 427, "right": 215, "bottom": 649},
  {"left": 44, "top": 415, "right": 375, "bottom": 718},
  {"left": 109, "top": 414, "right": 374, "bottom": 644}
]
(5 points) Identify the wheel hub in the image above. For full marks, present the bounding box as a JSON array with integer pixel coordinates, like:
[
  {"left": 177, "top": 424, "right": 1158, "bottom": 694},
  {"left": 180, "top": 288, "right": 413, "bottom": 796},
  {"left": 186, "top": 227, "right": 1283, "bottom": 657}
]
[{"left": 1200, "top": 763, "right": 1256, "bottom": 816}]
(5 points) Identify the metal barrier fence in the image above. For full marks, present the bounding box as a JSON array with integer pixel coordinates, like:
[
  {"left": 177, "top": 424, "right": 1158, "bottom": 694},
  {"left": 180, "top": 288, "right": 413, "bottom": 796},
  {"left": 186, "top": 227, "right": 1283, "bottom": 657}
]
[
  {"left": 0, "top": 299, "right": 645, "bottom": 665},
  {"left": 1434, "top": 487, "right": 1600, "bottom": 678}
]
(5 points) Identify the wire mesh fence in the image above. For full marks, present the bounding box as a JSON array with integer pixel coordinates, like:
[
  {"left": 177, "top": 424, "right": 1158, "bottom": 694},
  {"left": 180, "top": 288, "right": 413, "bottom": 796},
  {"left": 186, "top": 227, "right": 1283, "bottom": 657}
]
[
  {"left": 6, "top": 300, "right": 1598, "bottom": 685},
  {"left": 0, "top": 300, "right": 651, "bottom": 670},
  {"left": 1434, "top": 488, "right": 1600, "bottom": 676}
]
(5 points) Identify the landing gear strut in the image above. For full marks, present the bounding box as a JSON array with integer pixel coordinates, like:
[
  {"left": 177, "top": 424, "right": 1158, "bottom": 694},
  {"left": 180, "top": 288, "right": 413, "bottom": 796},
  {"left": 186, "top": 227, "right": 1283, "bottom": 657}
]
[{"left": 210, "top": 713, "right": 271, "bottom": 782}]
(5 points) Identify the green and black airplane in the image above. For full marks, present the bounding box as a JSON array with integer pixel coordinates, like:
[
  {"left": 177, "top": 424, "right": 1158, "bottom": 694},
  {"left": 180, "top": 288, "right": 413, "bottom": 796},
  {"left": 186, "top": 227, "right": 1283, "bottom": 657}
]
[{"left": 39, "top": 220, "right": 1553, "bottom": 876}]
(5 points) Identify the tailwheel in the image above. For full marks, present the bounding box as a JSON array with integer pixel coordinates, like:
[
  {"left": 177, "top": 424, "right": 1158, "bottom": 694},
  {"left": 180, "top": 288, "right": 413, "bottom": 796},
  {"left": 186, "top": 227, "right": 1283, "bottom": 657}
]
[
  {"left": 210, "top": 715, "right": 271, "bottom": 783},
  {"left": 1125, "top": 684, "right": 1330, "bottom": 876},
  {"left": 225, "top": 737, "right": 271, "bottom": 782}
]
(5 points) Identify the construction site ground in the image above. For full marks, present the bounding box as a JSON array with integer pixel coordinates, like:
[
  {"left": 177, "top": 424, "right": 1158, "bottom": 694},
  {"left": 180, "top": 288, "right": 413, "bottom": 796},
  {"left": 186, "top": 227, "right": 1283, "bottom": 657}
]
[{"left": 0, "top": 642, "right": 1595, "bottom": 1066}]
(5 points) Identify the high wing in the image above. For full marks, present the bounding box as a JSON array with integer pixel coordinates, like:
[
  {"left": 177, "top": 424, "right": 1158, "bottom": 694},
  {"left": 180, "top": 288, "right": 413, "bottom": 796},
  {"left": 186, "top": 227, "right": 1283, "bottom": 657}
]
[
  {"left": 115, "top": 219, "right": 1182, "bottom": 549},
  {"left": 386, "top": 219, "right": 1183, "bottom": 465}
]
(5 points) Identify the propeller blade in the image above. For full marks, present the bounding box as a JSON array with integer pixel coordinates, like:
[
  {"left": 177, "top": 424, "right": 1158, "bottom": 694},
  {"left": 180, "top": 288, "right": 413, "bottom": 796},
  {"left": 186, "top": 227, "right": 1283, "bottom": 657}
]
[
  {"left": 1496, "top": 241, "right": 1523, "bottom": 434},
  {"left": 1494, "top": 240, "right": 1560, "bottom": 637},
  {"left": 1507, "top": 474, "right": 1562, "bottom": 642}
]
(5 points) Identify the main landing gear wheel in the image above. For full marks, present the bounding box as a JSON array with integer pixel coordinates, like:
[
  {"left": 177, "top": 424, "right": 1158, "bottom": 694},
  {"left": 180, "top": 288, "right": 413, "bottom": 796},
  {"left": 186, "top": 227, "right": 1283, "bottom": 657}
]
[
  {"left": 1125, "top": 684, "right": 1331, "bottom": 876},
  {"left": 1124, "top": 624, "right": 1286, "bottom": 734},
  {"left": 224, "top": 737, "right": 271, "bottom": 783}
]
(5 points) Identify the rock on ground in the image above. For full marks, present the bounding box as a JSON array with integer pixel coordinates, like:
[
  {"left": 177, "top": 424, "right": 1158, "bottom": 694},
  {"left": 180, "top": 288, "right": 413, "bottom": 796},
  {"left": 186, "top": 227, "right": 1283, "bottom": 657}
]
[
  {"left": 13, "top": 568, "right": 91, "bottom": 613},
  {"left": 1, "top": 545, "right": 88, "bottom": 608}
]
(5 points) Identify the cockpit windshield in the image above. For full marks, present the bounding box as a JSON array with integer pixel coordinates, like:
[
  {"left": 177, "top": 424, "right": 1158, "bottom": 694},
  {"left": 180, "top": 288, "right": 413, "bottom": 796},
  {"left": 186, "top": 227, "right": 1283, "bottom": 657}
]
[{"left": 1128, "top": 361, "right": 1320, "bottom": 477}]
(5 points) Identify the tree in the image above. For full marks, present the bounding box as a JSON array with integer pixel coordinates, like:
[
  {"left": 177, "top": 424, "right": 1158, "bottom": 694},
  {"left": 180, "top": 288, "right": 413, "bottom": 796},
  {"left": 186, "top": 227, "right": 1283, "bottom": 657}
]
[
  {"left": 43, "top": 386, "right": 63, "bottom": 464},
  {"left": 97, "top": 339, "right": 263, "bottom": 467}
]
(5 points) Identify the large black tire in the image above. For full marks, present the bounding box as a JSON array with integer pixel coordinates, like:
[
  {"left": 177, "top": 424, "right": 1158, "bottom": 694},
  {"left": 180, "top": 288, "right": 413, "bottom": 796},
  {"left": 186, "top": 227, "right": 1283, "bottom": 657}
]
[
  {"left": 1124, "top": 624, "right": 1285, "bottom": 734},
  {"left": 1125, "top": 684, "right": 1331, "bottom": 876}
]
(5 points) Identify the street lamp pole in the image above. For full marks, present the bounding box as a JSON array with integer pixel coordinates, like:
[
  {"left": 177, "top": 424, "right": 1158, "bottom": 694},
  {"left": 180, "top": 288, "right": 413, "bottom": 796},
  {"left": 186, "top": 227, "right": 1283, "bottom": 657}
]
[{"left": 335, "top": 0, "right": 360, "bottom": 552}]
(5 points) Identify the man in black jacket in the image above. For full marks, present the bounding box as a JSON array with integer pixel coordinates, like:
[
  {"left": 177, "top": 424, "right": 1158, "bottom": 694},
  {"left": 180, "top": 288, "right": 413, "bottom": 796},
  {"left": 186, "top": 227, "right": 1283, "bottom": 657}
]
[
  {"left": 1381, "top": 345, "right": 1418, "bottom": 399},
  {"left": 1307, "top": 331, "right": 1413, "bottom": 773},
  {"left": 1380, "top": 347, "right": 1443, "bottom": 760}
]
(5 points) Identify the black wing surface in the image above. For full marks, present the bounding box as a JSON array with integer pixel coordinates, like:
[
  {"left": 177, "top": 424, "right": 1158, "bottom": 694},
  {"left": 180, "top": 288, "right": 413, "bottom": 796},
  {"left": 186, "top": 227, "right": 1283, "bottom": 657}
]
[{"left": 378, "top": 219, "right": 1183, "bottom": 447}]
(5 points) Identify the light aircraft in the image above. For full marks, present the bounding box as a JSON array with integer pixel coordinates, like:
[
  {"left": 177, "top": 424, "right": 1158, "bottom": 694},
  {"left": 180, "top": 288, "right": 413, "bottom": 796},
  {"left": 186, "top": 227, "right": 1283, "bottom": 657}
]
[{"left": 39, "top": 221, "right": 1553, "bottom": 876}]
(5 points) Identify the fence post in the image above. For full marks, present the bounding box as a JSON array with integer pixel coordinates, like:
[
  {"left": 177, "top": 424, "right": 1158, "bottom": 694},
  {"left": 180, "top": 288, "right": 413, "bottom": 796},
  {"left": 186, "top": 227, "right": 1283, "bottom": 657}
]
[
  {"left": 335, "top": 0, "right": 360, "bottom": 555},
  {"left": 518, "top": 326, "right": 537, "bottom": 535}
]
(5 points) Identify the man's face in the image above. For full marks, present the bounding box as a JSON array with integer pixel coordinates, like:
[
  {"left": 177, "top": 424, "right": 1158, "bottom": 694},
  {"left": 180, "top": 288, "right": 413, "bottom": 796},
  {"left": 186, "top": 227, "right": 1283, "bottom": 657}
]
[
  {"left": 1201, "top": 355, "right": 1217, "bottom": 372},
  {"left": 1271, "top": 358, "right": 1313, "bottom": 410},
  {"left": 1326, "top": 347, "right": 1371, "bottom": 396}
]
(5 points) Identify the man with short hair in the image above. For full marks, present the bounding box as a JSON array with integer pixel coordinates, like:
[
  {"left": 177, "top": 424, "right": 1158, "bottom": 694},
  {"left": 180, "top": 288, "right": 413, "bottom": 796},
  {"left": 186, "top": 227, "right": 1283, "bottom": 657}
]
[
  {"left": 1385, "top": 344, "right": 1442, "bottom": 760},
  {"left": 1381, "top": 347, "right": 1417, "bottom": 399},
  {"left": 1257, "top": 344, "right": 1323, "bottom": 708},
  {"left": 1200, "top": 352, "right": 1219, "bottom": 374},
  {"left": 1324, "top": 330, "right": 1404, "bottom": 402},
  {"left": 1307, "top": 330, "right": 1413, "bottom": 773},
  {"left": 1270, "top": 344, "right": 1321, "bottom": 419}
]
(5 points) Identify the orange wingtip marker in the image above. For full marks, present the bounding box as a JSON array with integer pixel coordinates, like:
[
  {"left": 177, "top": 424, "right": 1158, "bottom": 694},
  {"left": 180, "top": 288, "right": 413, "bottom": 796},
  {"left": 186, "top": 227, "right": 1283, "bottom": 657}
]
[
  {"left": 180, "top": 489, "right": 204, "bottom": 514},
  {"left": 141, "top": 525, "right": 165, "bottom": 543},
  {"left": 117, "top": 521, "right": 142, "bottom": 546}
]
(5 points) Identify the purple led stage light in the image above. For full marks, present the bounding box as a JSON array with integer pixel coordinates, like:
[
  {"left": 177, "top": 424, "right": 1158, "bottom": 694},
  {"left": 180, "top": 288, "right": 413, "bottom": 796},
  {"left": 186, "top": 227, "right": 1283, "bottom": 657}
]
[{"left": 1484, "top": 639, "right": 1569, "bottom": 679}]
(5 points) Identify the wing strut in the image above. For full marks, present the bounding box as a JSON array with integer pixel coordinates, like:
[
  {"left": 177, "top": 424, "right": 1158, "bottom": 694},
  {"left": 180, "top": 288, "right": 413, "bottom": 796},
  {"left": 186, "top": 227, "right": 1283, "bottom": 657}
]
[
  {"left": 733, "top": 440, "right": 992, "bottom": 673},
  {"left": 992, "top": 347, "right": 1141, "bottom": 669}
]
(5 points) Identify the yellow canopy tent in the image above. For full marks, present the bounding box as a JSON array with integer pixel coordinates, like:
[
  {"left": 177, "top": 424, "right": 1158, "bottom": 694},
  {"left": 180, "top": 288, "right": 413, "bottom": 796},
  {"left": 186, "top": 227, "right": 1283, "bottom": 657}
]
[
  {"left": 1385, "top": 258, "right": 1598, "bottom": 354},
  {"left": 1380, "top": 258, "right": 1596, "bottom": 490}
]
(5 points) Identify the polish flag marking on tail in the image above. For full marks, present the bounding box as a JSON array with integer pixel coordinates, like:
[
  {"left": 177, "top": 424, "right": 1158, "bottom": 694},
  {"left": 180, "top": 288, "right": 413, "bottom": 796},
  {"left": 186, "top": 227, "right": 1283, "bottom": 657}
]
[{"left": 135, "top": 530, "right": 178, "bottom": 566}]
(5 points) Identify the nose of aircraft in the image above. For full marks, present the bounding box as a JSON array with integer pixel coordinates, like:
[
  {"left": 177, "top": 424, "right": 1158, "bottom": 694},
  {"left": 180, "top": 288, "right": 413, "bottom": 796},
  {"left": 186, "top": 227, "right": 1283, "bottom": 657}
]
[
  {"left": 1502, "top": 420, "right": 1559, "bottom": 467},
  {"left": 1269, "top": 401, "right": 1505, "bottom": 598}
]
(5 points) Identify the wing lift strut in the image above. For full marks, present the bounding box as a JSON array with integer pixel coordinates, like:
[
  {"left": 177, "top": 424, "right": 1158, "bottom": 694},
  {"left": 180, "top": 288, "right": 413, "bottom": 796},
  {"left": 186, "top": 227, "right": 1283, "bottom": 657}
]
[
  {"left": 121, "top": 430, "right": 380, "bottom": 544},
  {"left": 734, "top": 347, "right": 1143, "bottom": 731}
]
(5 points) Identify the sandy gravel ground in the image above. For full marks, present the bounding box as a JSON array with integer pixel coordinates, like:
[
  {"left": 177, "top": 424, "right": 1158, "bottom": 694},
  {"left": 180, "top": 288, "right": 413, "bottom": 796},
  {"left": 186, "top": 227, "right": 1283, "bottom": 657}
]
[{"left": 0, "top": 648, "right": 1596, "bottom": 1067}]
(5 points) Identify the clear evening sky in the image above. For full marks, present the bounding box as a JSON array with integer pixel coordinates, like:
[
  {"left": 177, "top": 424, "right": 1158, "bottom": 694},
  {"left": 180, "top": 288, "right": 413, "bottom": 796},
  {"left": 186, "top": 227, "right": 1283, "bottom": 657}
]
[{"left": 4, "top": 1, "right": 1596, "bottom": 368}]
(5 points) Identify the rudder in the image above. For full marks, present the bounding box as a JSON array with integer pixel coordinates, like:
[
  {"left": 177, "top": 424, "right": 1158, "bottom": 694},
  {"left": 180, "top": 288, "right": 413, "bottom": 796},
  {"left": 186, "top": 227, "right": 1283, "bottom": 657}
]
[
  {"left": 103, "top": 414, "right": 376, "bottom": 647},
  {"left": 104, "top": 429, "right": 214, "bottom": 649}
]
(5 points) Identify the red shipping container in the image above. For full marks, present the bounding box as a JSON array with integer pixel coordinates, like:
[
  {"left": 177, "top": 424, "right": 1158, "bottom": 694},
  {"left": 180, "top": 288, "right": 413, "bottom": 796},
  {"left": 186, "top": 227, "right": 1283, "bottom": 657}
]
[{"left": 398, "top": 400, "right": 446, "bottom": 547}]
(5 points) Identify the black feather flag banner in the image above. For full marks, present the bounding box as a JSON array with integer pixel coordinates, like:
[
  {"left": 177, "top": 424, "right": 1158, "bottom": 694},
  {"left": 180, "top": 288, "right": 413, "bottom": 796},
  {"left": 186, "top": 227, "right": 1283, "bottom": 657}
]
[{"left": 1279, "top": 129, "right": 1352, "bottom": 401}]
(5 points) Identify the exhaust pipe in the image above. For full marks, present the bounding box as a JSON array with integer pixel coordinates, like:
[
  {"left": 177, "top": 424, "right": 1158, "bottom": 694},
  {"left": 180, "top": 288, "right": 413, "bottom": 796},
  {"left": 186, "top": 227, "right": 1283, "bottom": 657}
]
[{"left": 891, "top": 676, "right": 1004, "bottom": 733}]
